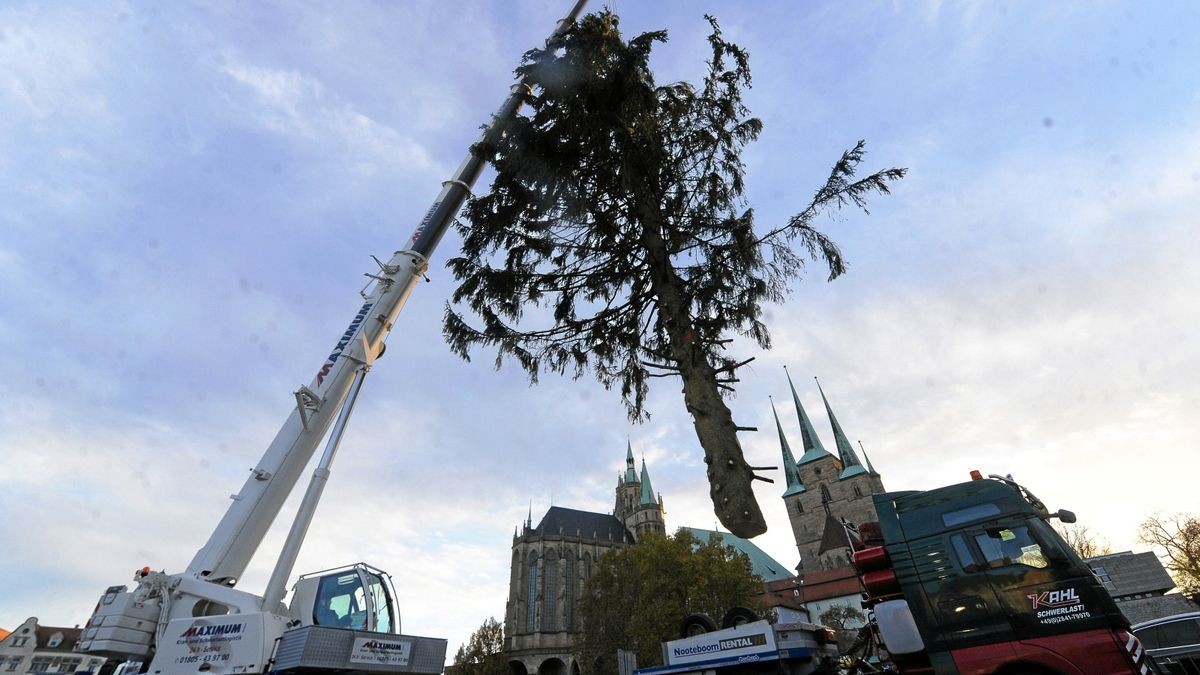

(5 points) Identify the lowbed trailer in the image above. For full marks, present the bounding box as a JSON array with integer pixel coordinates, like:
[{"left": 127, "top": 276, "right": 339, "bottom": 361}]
[{"left": 634, "top": 620, "right": 840, "bottom": 675}]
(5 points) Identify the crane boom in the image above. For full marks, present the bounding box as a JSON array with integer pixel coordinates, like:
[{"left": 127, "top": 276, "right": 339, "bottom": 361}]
[
  {"left": 186, "top": 0, "right": 589, "bottom": 586},
  {"left": 79, "top": 8, "right": 590, "bottom": 673}
]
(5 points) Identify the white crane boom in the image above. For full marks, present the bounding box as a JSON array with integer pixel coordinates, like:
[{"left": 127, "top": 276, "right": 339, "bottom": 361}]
[
  {"left": 188, "top": 0, "right": 589, "bottom": 587},
  {"left": 77, "top": 4, "right": 589, "bottom": 673}
]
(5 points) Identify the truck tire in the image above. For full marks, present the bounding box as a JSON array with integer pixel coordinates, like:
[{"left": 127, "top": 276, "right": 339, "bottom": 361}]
[
  {"left": 721, "top": 606, "right": 758, "bottom": 628},
  {"left": 680, "top": 613, "right": 718, "bottom": 637}
]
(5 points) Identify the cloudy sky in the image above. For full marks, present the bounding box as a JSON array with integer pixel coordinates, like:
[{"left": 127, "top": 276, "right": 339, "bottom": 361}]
[{"left": 2, "top": 0, "right": 1197, "bottom": 655}]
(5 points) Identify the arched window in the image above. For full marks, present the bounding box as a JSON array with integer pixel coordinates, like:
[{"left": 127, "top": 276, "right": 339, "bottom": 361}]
[
  {"left": 853, "top": 484, "right": 863, "bottom": 498},
  {"left": 542, "top": 550, "right": 558, "bottom": 632},
  {"left": 820, "top": 484, "right": 832, "bottom": 503},
  {"left": 564, "top": 552, "right": 576, "bottom": 630},
  {"left": 526, "top": 555, "right": 539, "bottom": 632}
]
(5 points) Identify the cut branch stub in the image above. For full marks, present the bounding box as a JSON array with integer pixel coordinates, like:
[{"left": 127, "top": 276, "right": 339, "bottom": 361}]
[{"left": 705, "top": 440, "right": 768, "bottom": 537}]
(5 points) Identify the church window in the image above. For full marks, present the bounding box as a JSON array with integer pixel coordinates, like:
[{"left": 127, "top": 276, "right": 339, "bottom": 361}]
[
  {"left": 564, "top": 553, "right": 576, "bottom": 629},
  {"left": 820, "top": 484, "right": 832, "bottom": 503},
  {"left": 542, "top": 553, "right": 558, "bottom": 632},
  {"left": 853, "top": 484, "right": 863, "bottom": 498},
  {"left": 795, "top": 501, "right": 804, "bottom": 514},
  {"left": 526, "top": 556, "right": 539, "bottom": 632}
]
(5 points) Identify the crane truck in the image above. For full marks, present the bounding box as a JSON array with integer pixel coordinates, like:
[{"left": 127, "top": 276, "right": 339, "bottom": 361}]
[{"left": 75, "top": 3, "right": 589, "bottom": 674}]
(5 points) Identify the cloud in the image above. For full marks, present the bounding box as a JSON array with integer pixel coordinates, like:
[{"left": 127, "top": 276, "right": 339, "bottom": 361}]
[
  {"left": 219, "top": 59, "right": 440, "bottom": 178},
  {"left": 0, "top": 4, "right": 115, "bottom": 124}
]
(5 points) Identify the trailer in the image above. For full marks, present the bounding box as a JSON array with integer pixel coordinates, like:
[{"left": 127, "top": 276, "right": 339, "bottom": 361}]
[{"left": 634, "top": 619, "right": 840, "bottom": 675}]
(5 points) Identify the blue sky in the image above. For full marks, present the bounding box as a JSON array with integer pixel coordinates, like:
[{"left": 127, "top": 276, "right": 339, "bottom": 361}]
[{"left": 2, "top": 0, "right": 1198, "bottom": 654}]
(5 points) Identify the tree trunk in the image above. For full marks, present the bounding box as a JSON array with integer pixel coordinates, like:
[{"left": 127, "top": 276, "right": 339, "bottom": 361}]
[{"left": 637, "top": 201, "right": 767, "bottom": 538}]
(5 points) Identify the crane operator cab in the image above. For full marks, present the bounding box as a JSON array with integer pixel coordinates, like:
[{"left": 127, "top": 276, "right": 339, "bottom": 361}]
[{"left": 290, "top": 563, "right": 399, "bottom": 634}]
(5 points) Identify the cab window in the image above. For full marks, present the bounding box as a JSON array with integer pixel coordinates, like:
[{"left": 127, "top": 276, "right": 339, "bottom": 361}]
[
  {"left": 973, "top": 525, "right": 1048, "bottom": 569},
  {"left": 313, "top": 572, "right": 369, "bottom": 629},
  {"left": 366, "top": 572, "right": 395, "bottom": 633},
  {"left": 949, "top": 534, "right": 979, "bottom": 572}
]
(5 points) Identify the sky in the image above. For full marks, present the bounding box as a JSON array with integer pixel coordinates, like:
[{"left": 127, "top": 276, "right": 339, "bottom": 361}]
[{"left": 1, "top": 0, "right": 1198, "bottom": 657}]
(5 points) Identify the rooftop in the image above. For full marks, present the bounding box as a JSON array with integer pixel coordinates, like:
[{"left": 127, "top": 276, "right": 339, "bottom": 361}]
[
  {"left": 682, "top": 527, "right": 796, "bottom": 582},
  {"left": 533, "top": 506, "right": 634, "bottom": 544}
]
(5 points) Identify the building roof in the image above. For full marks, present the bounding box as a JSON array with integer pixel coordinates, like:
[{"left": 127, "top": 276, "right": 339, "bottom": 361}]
[
  {"left": 0, "top": 628, "right": 9, "bottom": 641},
  {"left": 639, "top": 459, "right": 657, "bottom": 505},
  {"left": 786, "top": 368, "right": 834, "bottom": 465},
  {"left": 683, "top": 527, "right": 796, "bottom": 582},
  {"left": 624, "top": 441, "right": 638, "bottom": 483},
  {"left": 1086, "top": 550, "right": 1177, "bottom": 598},
  {"left": 534, "top": 506, "right": 634, "bottom": 544},
  {"left": 1118, "top": 594, "right": 1200, "bottom": 625},
  {"left": 793, "top": 566, "right": 863, "bottom": 604},
  {"left": 815, "top": 378, "right": 867, "bottom": 479},
  {"left": 771, "top": 397, "right": 806, "bottom": 497},
  {"left": 35, "top": 625, "right": 82, "bottom": 652}
]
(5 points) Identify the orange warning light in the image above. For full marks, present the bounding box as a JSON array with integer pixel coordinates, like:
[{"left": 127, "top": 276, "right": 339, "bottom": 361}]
[{"left": 969, "top": 470, "right": 983, "bottom": 480}]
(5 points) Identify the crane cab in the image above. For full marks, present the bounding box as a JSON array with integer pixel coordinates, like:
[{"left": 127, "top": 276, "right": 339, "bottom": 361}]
[{"left": 289, "top": 563, "right": 399, "bottom": 634}]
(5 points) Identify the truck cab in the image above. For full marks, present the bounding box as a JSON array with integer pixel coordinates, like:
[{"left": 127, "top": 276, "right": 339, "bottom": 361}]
[{"left": 854, "top": 475, "right": 1156, "bottom": 674}]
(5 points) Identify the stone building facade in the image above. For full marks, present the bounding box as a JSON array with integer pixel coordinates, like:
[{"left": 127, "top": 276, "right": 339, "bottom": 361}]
[
  {"left": 771, "top": 371, "right": 886, "bottom": 573},
  {"left": 505, "top": 445, "right": 664, "bottom": 675}
]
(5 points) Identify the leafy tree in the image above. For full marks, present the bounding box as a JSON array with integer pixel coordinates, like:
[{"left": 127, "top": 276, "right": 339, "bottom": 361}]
[
  {"left": 1054, "top": 522, "right": 1114, "bottom": 559},
  {"left": 817, "top": 604, "right": 867, "bottom": 653},
  {"left": 577, "top": 529, "right": 763, "bottom": 675},
  {"left": 452, "top": 616, "right": 508, "bottom": 675},
  {"left": 1138, "top": 512, "right": 1200, "bottom": 595},
  {"left": 443, "top": 11, "right": 905, "bottom": 538}
]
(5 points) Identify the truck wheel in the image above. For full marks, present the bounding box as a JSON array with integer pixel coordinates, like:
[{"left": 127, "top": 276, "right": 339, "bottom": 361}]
[
  {"left": 680, "top": 613, "right": 718, "bottom": 637},
  {"left": 721, "top": 606, "right": 758, "bottom": 628}
]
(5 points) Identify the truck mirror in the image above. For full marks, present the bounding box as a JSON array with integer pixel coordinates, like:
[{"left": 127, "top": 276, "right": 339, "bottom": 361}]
[{"left": 1047, "top": 509, "right": 1076, "bottom": 524}]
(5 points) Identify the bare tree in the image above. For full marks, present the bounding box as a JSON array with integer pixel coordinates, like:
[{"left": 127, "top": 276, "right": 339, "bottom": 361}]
[
  {"left": 1054, "top": 523, "right": 1114, "bottom": 559},
  {"left": 1138, "top": 513, "right": 1200, "bottom": 595}
]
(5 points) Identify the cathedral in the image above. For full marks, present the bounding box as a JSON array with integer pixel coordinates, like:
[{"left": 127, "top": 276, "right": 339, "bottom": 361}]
[
  {"left": 772, "top": 369, "right": 886, "bottom": 572},
  {"left": 502, "top": 370, "right": 886, "bottom": 675},
  {"left": 504, "top": 445, "right": 664, "bottom": 675}
]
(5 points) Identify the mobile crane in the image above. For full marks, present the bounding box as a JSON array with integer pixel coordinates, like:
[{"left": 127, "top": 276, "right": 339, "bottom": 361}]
[{"left": 75, "top": 3, "right": 589, "bottom": 673}]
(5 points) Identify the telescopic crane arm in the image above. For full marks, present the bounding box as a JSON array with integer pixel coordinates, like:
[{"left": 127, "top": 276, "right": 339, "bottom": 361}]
[{"left": 186, "top": 0, "right": 590, "bottom": 589}]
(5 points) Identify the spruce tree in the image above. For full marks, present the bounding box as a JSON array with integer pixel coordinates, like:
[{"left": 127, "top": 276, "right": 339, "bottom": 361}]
[{"left": 444, "top": 12, "right": 905, "bottom": 537}]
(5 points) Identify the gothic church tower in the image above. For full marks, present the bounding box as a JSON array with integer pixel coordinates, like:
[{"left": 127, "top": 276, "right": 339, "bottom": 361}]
[
  {"left": 614, "top": 441, "right": 666, "bottom": 539},
  {"left": 774, "top": 368, "right": 885, "bottom": 572}
]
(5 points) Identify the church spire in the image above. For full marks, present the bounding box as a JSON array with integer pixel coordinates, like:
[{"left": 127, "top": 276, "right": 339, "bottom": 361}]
[
  {"left": 815, "top": 377, "right": 866, "bottom": 479},
  {"left": 639, "top": 458, "right": 658, "bottom": 505},
  {"left": 771, "top": 396, "right": 806, "bottom": 496},
  {"left": 859, "top": 440, "right": 880, "bottom": 476},
  {"left": 785, "top": 366, "right": 833, "bottom": 464},
  {"left": 624, "top": 440, "right": 638, "bottom": 483}
]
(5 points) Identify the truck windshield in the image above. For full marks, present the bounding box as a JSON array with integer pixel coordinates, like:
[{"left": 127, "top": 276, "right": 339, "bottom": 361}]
[{"left": 974, "top": 526, "right": 1048, "bottom": 569}]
